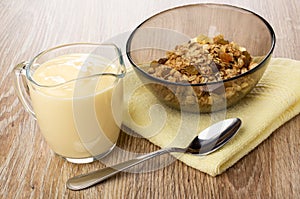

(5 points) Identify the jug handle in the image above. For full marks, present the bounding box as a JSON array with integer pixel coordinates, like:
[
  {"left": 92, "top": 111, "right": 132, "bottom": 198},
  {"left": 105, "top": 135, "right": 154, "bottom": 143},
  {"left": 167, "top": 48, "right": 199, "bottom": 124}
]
[{"left": 13, "top": 62, "right": 37, "bottom": 120}]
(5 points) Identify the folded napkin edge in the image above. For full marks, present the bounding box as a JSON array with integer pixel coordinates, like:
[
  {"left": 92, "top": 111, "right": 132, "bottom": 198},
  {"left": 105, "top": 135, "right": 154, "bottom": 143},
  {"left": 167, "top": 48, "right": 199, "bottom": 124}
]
[{"left": 177, "top": 97, "right": 300, "bottom": 176}]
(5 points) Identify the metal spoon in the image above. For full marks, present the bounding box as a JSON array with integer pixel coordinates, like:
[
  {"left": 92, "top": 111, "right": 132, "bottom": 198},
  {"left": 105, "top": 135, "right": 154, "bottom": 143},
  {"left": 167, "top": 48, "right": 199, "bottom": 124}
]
[{"left": 67, "top": 118, "right": 241, "bottom": 190}]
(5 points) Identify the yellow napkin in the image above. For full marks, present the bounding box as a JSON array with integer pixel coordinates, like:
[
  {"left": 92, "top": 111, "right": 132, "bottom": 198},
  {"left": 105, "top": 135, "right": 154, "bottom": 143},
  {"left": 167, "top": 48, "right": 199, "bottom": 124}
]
[{"left": 122, "top": 58, "right": 300, "bottom": 176}]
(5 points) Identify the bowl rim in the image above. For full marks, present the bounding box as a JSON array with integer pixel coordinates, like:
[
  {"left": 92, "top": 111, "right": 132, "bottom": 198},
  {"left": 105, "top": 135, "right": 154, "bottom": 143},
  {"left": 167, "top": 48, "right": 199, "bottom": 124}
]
[{"left": 126, "top": 3, "right": 276, "bottom": 86}]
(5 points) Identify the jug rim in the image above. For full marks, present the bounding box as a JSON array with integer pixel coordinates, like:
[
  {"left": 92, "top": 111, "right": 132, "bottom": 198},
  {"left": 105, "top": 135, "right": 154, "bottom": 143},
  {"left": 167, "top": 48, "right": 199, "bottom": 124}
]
[{"left": 25, "top": 42, "right": 126, "bottom": 88}]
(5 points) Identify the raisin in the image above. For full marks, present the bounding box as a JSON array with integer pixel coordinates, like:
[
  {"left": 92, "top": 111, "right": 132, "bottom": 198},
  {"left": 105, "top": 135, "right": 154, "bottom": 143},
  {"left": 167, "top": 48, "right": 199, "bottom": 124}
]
[{"left": 158, "top": 58, "right": 168, "bottom": 64}]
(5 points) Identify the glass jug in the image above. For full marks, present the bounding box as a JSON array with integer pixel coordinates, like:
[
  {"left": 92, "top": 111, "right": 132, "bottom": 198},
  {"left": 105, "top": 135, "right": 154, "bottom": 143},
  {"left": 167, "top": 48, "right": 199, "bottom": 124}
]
[{"left": 13, "top": 43, "right": 126, "bottom": 163}]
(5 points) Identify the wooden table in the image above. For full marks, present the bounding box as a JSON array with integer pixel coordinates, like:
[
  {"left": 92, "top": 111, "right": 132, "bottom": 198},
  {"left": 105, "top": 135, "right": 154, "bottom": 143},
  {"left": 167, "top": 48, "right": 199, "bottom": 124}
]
[{"left": 1, "top": 0, "right": 299, "bottom": 198}]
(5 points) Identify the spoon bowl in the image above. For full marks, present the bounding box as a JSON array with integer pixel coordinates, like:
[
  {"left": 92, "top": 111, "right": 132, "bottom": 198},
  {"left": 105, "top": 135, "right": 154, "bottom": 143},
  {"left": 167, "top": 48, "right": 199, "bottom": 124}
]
[
  {"left": 67, "top": 118, "right": 241, "bottom": 190},
  {"left": 187, "top": 118, "right": 241, "bottom": 155}
]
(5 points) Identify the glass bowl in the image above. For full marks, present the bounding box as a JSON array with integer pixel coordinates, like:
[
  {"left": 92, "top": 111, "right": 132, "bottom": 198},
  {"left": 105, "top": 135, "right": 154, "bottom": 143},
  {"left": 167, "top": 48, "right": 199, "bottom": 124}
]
[{"left": 126, "top": 3, "right": 276, "bottom": 113}]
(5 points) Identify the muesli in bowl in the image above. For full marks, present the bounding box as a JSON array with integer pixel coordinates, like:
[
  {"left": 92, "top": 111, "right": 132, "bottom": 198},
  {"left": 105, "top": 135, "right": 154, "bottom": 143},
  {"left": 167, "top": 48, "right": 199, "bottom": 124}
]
[{"left": 146, "top": 34, "right": 259, "bottom": 112}]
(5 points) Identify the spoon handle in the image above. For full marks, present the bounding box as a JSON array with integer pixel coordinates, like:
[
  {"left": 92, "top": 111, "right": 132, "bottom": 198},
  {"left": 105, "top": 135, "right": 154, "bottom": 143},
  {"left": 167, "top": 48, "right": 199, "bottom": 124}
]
[{"left": 67, "top": 147, "right": 184, "bottom": 190}]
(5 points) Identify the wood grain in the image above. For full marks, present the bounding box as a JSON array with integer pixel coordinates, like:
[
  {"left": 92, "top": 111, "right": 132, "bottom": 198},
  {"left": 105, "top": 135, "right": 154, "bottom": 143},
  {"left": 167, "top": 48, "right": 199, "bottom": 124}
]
[{"left": 0, "top": 0, "right": 299, "bottom": 198}]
